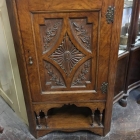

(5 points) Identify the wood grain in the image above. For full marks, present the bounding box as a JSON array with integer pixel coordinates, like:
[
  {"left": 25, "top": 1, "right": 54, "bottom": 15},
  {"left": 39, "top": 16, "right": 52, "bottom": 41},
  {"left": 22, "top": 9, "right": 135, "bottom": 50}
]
[
  {"left": 7, "top": 0, "right": 124, "bottom": 138},
  {"left": 104, "top": 0, "right": 124, "bottom": 135}
]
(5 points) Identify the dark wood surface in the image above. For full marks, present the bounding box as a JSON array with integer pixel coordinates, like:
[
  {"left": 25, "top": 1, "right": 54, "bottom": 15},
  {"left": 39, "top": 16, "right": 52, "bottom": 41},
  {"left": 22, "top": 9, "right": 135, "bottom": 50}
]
[
  {"left": 114, "top": 50, "right": 129, "bottom": 104},
  {"left": 114, "top": 56, "right": 128, "bottom": 97},
  {"left": 126, "top": 0, "right": 140, "bottom": 91},
  {"left": 125, "top": 0, "right": 140, "bottom": 101},
  {"left": 125, "top": 0, "right": 140, "bottom": 91},
  {"left": 6, "top": 0, "right": 124, "bottom": 138},
  {"left": 127, "top": 46, "right": 140, "bottom": 87}
]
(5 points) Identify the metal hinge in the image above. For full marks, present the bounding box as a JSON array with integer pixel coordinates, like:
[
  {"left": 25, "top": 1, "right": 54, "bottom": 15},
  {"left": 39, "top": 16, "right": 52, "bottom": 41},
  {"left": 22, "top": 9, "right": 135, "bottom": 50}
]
[
  {"left": 101, "top": 82, "right": 108, "bottom": 94},
  {"left": 106, "top": 6, "right": 115, "bottom": 24}
]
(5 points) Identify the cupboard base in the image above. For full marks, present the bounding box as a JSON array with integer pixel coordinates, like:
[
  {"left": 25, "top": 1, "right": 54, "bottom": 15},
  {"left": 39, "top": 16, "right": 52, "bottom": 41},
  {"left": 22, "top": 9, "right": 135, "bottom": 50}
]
[{"left": 36, "top": 128, "right": 104, "bottom": 138}]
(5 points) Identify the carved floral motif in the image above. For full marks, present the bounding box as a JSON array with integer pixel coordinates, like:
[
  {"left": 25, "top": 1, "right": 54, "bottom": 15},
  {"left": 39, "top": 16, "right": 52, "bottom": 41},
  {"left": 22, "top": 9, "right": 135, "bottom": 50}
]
[
  {"left": 72, "top": 60, "right": 90, "bottom": 86},
  {"left": 73, "top": 22, "right": 90, "bottom": 49},
  {"left": 43, "top": 22, "right": 61, "bottom": 50},
  {"left": 45, "top": 62, "right": 65, "bottom": 86},
  {"left": 50, "top": 33, "right": 85, "bottom": 76}
]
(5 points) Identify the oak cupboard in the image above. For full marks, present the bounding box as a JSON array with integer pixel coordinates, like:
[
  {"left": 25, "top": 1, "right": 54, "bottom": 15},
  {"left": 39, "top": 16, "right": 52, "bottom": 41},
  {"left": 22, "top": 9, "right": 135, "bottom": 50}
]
[{"left": 6, "top": 0, "right": 124, "bottom": 138}]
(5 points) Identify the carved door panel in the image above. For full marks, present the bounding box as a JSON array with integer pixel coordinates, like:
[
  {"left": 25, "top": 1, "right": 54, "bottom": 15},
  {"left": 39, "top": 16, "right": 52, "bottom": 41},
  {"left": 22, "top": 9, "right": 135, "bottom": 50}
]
[
  {"left": 33, "top": 12, "right": 98, "bottom": 95},
  {"left": 15, "top": 0, "right": 114, "bottom": 102}
]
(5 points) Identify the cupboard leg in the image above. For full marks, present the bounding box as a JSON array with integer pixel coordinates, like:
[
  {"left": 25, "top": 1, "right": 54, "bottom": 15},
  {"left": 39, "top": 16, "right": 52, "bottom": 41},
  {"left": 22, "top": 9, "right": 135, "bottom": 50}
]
[
  {"left": 137, "top": 95, "right": 140, "bottom": 104},
  {"left": 91, "top": 111, "right": 95, "bottom": 127},
  {"left": 119, "top": 97, "right": 127, "bottom": 107},
  {"left": 99, "top": 113, "right": 103, "bottom": 126},
  {"left": 37, "top": 116, "right": 41, "bottom": 128},
  {"left": 45, "top": 115, "right": 48, "bottom": 128},
  {"left": 0, "top": 126, "right": 4, "bottom": 133}
]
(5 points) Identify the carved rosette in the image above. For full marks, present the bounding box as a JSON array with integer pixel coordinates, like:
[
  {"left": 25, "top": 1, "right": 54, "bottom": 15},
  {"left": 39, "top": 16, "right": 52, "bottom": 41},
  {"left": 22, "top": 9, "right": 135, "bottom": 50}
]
[
  {"left": 71, "top": 60, "right": 91, "bottom": 87},
  {"left": 50, "top": 33, "right": 85, "bottom": 76}
]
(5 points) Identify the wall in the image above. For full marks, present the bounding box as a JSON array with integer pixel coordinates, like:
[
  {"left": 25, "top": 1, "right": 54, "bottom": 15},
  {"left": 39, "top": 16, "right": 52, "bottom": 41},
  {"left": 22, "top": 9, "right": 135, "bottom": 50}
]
[{"left": 0, "top": 0, "right": 28, "bottom": 125}]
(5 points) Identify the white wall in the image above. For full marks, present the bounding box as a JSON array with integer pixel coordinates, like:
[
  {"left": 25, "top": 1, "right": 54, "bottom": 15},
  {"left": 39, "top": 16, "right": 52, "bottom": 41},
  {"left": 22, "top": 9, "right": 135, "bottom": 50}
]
[{"left": 0, "top": 0, "right": 28, "bottom": 125}]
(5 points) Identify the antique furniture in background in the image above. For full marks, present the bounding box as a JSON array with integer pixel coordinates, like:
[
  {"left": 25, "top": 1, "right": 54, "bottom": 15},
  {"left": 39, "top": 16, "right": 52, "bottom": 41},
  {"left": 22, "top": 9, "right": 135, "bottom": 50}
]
[
  {"left": 137, "top": 95, "right": 140, "bottom": 104},
  {"left": 114, "top": 0, "right": 140, "bottom": 107},
  {"left": 0, "top": 126, "right": 4, "bottom": 133},
  {"left": 136, "top": 6, "right": 140, "bottom": 104},
  {"left": 6, "top": 0, "right": 124, "bottom": 138}
]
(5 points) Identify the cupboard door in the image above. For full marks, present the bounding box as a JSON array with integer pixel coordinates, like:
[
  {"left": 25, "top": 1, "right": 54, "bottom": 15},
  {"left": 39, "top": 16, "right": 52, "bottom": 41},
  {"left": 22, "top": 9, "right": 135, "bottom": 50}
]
[{"left": 15, "top": 0, "right": 114, "bottom": 102}]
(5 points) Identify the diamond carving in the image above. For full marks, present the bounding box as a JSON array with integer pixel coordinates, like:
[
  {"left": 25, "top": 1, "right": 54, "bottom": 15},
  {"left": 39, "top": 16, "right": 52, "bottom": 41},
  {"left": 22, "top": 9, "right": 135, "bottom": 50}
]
[{"left": 50, "top": 33, "right": 85, "bottom": 75}]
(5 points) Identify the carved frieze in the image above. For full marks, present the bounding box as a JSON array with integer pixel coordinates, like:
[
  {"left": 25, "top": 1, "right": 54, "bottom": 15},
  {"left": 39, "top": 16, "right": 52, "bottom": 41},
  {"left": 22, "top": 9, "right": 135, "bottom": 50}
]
[{"left": 50, "top": 33, "right": 85, "bottom": 76}]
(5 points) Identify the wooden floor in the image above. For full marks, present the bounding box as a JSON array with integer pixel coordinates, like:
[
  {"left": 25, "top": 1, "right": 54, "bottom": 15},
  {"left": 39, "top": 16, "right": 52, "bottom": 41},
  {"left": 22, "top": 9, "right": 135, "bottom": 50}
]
[{"left": 0, "top": 88, "right": 140, "bottom": 140}]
